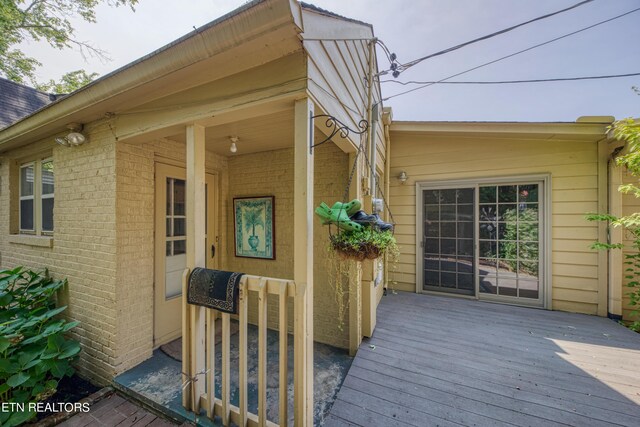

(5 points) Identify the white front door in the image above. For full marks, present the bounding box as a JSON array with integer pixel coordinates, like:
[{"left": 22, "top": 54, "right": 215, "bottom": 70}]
[{"left": 154, "top": 163, "right": 217, "bottom": 346}]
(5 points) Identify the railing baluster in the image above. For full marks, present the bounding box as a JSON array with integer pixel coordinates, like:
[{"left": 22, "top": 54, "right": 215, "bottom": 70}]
[
  {"left": 181, "top": 269, "right": 191, "bottom": 409},
  {"left": 221, "top": 312, "right": 231, "bottom": 425},
  {"left": 258, "top": 278, "right": 268, "bottom": 426},
  {"left": 190, "top": 294, "right": 199, "bottom": 412},
  {"left": 293, "top": 284, "right": 306, "bottom": 425},
  {"left": 206, "top": 308, "right": 216, "bottom": 418},
  {"left": 238, "top": 279, "right": 248, "bottom": 427},
  {"left": 278, "top": 281, "right": 289, "bottom": 426}
]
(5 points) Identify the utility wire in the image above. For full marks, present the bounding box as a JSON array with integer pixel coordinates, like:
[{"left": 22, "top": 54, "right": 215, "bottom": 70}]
[
  {"left": 381, "top": 0, "right": 595, "bottom": 76},
  {"left": 382, "top": 6, "right": 640, "bottom": 102},
  {"left": 380, "top": 72, "right": 640, "bottom": 86}
]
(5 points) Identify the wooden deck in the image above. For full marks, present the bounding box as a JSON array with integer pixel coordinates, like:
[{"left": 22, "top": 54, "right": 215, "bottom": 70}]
[{"left": 325, "top": 292, "right": 640, "bottom": 427}]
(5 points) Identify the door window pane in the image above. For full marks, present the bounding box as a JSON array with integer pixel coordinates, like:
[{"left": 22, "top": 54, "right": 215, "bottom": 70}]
[
  {"left": 173, "top": 218, "right": 186, "bottom": 236},
  {"left": 174, "top": 240, "right": 186, "bottom": 255},
  {"left": 519, "top": 184, "right": 538, "bottom": 202},
  {"left": 498, "top": 185, "right": 517, "bottom": 202},
  {"left": 173, "top": 179, "right": 186, "bottom": 215}
]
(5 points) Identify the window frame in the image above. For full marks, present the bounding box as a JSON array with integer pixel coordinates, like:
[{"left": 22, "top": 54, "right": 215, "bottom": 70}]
[
  {"left": 18, "top": 157, "right": 54, "bottom": 236},
  {"left": 40, "top": 158, "right": 54, "bottom": 235},
  {"left": 19, "top": 162, "right": 36, "bottom": 234}
]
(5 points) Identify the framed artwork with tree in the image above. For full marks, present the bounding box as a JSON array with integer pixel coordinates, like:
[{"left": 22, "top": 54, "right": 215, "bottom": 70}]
[{"left": 233, "top": 196, "right": 275, "bottom": 259}]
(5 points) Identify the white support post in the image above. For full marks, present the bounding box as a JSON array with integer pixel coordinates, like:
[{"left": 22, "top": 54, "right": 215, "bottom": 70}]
[
  {"left": 293, "top": 97, "right": 314, "bottom": 426},
  {"left": 186, "top": 123, "right": 206, "bottom": 411}
]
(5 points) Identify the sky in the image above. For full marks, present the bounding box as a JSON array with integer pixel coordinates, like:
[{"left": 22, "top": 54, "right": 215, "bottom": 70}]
[{"left": 18, "top": 0, "right": 640, "bottom": 122}]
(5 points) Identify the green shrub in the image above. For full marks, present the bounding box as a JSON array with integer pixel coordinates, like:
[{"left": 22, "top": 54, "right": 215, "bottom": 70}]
[{"left": 0, "top": 267, "right": 81, "bottom": 426}]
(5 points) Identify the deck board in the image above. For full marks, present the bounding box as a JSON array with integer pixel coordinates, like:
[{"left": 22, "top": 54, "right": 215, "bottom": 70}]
[{"left": 325, "top": 292, "right": 640, "bottom": 426}]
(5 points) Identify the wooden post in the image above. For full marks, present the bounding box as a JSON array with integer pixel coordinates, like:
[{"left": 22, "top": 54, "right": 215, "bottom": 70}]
[
  {"left": 348, "top": 152, "right": 362, "bottom": 356},
  {"left": 186, "top": 123, "right": 206, "bottom": 411},
  {"left": 293, "top": 97, "right": 314, "bottom": 426},
  {"left": 361, "top": 194, "right": 376, "bottom": 338},
  {"left": 597, "top": 138, "right": 609, "bottom": 317}
]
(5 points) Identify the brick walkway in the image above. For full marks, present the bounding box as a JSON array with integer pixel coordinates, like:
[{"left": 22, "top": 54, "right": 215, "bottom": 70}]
[{"left": 59, "top": 393, "right": 180, "bottom": 427}]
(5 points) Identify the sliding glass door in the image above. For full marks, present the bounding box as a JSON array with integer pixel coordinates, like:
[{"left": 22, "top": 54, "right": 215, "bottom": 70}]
[{"left": 421, "top": 180, "right": 544, "bottom": 306}]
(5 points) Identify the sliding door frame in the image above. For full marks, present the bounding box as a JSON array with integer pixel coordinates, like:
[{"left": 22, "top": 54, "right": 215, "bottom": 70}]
[{"left": 416, "top": 174, "right": 552, "bottom": 309}]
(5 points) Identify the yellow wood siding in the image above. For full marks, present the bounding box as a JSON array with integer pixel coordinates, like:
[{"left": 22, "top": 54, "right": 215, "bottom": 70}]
[
  {"left": 302, "top": 10, "right": 386, "bottom": 163},
  {"left": 389, "top": 131, "right": 603, "bottom": 315}
]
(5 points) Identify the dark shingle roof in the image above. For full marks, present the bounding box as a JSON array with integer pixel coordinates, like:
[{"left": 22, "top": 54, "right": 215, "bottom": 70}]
[{"left": 0, "top": 78, "right": 57, "bottom": 129}]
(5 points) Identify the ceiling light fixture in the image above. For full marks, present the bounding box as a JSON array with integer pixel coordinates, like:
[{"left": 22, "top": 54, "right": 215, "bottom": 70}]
[
  {"left": 55, "top": 123, "right": 87, "bottom": 147},
  {"left": 229, "top": 136, "right": 239, "bottom": 153}
]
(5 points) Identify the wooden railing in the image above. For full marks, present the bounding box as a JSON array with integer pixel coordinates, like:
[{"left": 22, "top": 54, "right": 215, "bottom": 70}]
[{"left": 181, "top": 270, "right": 307, "bottom": 426}]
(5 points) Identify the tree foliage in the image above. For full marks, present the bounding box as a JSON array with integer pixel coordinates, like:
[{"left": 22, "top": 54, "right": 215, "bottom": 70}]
[
  {"left": 0, "top": 0, "right": 137, "bottom": 85},
  {"left": 587, "top": 117, "right": 640, "bottom": 331},
  {"left": 36, "top": 69, "right": 98, "bottom": 93}
]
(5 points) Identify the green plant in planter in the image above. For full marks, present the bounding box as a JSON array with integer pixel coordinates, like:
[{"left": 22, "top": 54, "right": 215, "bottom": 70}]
[
  {"left": 330, "top": 228, "right": 399, "bottom": 261},
  {"left": 0, "top": 267, "right": 81, "bottom": 426}
]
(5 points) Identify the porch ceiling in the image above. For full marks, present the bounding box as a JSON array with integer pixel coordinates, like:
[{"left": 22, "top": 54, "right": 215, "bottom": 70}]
[
  {"left": 165, "top": 106, "right": 342, "bottom": 156},
  {"left": 167, "top": 109, "right": 294, "bottom": 156}
]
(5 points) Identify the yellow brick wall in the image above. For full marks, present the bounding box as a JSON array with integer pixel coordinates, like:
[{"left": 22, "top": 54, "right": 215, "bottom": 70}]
[
  {"left": 226, "top": 143, "right": 350, "bottom": 349},
  {"left": 0, "top": 132, "right": 351, "bottom": 388},
  {"left": 0, "top": 121, "right": 119, "bottom": 385}
]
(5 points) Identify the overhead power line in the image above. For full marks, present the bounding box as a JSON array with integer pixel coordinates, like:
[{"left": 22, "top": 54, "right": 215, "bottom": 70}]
[
  {"left": 380, "top": 72, "right": 640, "bottom": 86},
  {"left": 382, "top": 6, "right": 640, "bottom": 102},
  {"left": 380, "top": 0, "right": 595, "bottom": 76}
]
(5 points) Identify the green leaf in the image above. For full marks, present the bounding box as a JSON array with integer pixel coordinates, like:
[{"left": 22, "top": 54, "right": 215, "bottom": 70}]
[
  {"left": 47, "top": 334, "right": 65, "bottom": 351},
  {"left": 62, "top": 320, "right": 80, "bottom": 332},
  {"left": 50, "top": 360, "right": 68, "bottom": 378},
  {"left": 7, "top": 409, "right": 36, "bottom": 427},
  {"left": 0, "top": 335, "right": 10, "bottom": 352},
  {"left": 59, "top": 340, "right": 81, "bottom": 359},
  {"left": 0, "top": 292, "right": 13, "bottom": 306},
  {"left": 21, "top": 333, "right": 45, "bottom": 345},
  {"left": 40, "top": 349, "right": 60, "bottom": 360},
  {"left": 18, "top": 351, "right": 39, "bottom": 367},
  {"left": 23, "top": 358, "right": 41, "bottom": 370},
  {"left": 7, "top": 371, "right": 30, "bottom": 387}
]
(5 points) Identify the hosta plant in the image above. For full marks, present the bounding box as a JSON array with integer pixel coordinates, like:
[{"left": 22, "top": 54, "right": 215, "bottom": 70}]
[{"left": 0, "top": 267, "right": 81, "bottom": 426}]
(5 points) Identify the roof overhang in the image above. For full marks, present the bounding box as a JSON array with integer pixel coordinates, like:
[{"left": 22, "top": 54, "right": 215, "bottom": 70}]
[
  {"left": 390, "top": 118, "right": 612, "bottom": 141},
  {"left": 0, "top": 0, "right": 304, "bottom": 152}
]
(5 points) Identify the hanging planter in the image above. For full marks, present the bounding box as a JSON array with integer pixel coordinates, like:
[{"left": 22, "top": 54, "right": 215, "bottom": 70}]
[{"left": 329, "top": 228, "right": 397, "bottom": 261}]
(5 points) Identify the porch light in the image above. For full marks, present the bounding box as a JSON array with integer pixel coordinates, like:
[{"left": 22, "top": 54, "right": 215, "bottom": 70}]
[
  {"left": 229, "top": 136, "right": 239, "bottom": 153},
  {"left": 55, "top": 123, "right": 87, "bottom": 147},
  {"left": 398, "top": 171, "right": 408, "bottom": 184}
]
